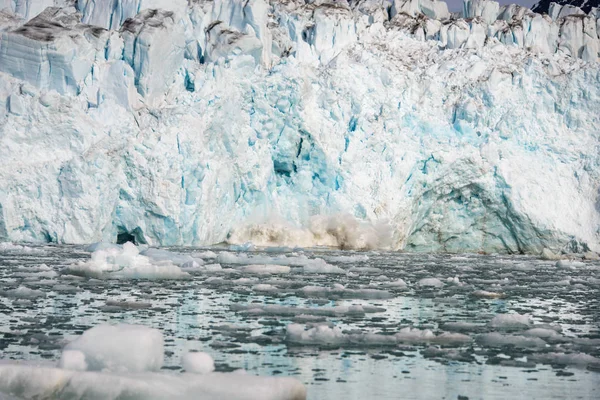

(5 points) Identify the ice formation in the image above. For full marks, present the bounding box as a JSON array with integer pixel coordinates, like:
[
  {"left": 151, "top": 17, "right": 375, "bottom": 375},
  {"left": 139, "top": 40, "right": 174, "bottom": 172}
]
[
  {"left": 0, "top": 323, "right": 306, "bottom": 400},
  {"left": 68, "top": 242, "right": 190, "bottom": 279},
  {"left": 0, "top": 0, "right": 599, "bottom": 254},
  {"left": 182, "top": 352, "right": 216, "bottom": 374},
  {"left": 58, "top": 324, "right": 165, "bottom": 372}
]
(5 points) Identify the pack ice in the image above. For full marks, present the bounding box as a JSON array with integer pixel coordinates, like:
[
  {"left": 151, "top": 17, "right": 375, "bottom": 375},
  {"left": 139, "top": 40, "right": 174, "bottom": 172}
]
[{"left": 0, "top": 0, "right": 599, "bottom": 254}]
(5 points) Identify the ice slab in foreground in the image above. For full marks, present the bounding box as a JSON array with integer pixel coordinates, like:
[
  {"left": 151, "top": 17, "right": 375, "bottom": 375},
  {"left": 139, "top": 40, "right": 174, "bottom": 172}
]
[
  {"left": 0, "top": 323, "right": 306, "bottom": 400},
  {"left": 0, "top": 365, "right": 306, "bottom": 400},
  {"left": 58, "top": 324, "right": 164, "bottom": 372}
]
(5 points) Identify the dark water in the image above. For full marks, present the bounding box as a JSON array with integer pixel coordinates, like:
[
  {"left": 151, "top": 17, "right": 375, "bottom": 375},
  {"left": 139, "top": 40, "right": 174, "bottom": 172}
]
[{"left": 0, "top": 244, "right": 599, "bottom": 399}]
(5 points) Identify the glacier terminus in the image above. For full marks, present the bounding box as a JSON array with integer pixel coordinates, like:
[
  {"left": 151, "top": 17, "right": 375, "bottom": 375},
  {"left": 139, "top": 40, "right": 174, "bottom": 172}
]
[{"left": 0, "top": 0, "right": 599, "bottom": 255}]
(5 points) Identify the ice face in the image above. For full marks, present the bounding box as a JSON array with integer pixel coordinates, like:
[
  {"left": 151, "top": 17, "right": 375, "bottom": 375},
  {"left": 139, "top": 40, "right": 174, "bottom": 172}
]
[{"left": 0, "top": 1, "right": 599, "bottom": 254}]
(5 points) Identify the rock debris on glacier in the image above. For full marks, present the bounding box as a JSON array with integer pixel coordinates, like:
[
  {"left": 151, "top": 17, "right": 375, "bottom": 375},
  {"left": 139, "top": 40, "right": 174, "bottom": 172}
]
[{"left": 0, "top": 0, "right": 598, "bottom": 254}]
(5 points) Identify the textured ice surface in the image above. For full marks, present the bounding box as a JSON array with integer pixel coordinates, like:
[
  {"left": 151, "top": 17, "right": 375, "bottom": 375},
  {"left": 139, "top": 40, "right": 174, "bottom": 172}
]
[
  {"left": 58, "top": 324, "right": 164, "bottom": 372},
  {"left": 0, "top": 245, "right": 599, "bottom": 399},
  {"left": 182, "top": 351, "right": 216, "bottom": 374},
  {"left": 68, "top": 242, "right": 189, "bottom": 279},
  {"left": 0, "top": 364, "right": 307, "bottom": 400},
  {"left": 0, "top": 1, "right": 598, "bottom": 254}
]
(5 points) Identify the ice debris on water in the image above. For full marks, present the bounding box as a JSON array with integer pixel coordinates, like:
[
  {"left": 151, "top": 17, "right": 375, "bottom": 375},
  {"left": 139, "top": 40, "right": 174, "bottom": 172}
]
[
  {"left": 489, "top": 313, "right": 532, "bottom": 329},
  {"left": 0, "top": 323, "right": 306, "bottom": 400},
  {"left": 182, "top": 351, "right": 215, "bottom": 374},
  {"left": 58, "top": 324, "right": 164, "bottom": 373},
  {"left": 286, "top": 324, "right": 472, "bottom": 347},
  {"left": 68, "top": 242, "right": 190, "bottom": 280}
]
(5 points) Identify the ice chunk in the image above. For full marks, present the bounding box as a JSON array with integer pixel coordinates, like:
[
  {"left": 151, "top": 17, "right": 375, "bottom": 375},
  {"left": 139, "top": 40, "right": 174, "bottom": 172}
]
[
  {"left": 1, "top": 286, "right": 45, "bottom": 299},
  {"left": 489, "top": 313, "right": 532, "bottom": 329},
  {"left": 382, "top": 279, "right": 408, "bottom": 288},
  {"left": 529, "top": 352, "right": 600, "bottom": 367},
  {"left": 476, "top": 332, "right": 546, "bottom": 348},
  {"left": 233, "top": 304, "right": 383, "bottom": 317},
  {"left": 302, "top": 260, "right": 346, "bottom": 274},
  {"left": 472, "top": 290, "right": 503, "bottom": 298},
  {"left": 141, "top": 248, "right": 203, "bottom": 267},
  {"left": 324, "top": 254, "right": 369, "bottom": 263},
  {"left": 418, "top": 278, "right": 444, "bottom": 287},
  {"left": 182, "top": 352, "right": 215, "bottom": 374},
  {"left": 252, "top": 283, "right": 278, "bottom": 292},
  {"left": 58, "top": 350, "right": 88, "bottom": 371},
  {"left": 0, "top": 364, "right": 307, "bottom": 400},
  {"left": 217, "top": 252, "right": 343, "bottom": 273},
  {"left": 60, "top": 324, "right": 164, "bottom": 373},
  {"left": 299, "top": 285, "right": 393, "bottom": 299},
  {"left": 286, "top": 324, "right": 471, "bottom": 347},
  {"left": 286, "top": 324, "right": 346, "bottom": 346},
  {"left": 68, "top": 243, "right": 189, "bottom": 280},
  {"left": 0, "top": 243, "right": 46, "bottom": 254},
  {"left": 240, "top": 264, "right": 291, "bottom": 274},
  {"left": 556, "top": 259, "right": 586, "bottom": 269}
]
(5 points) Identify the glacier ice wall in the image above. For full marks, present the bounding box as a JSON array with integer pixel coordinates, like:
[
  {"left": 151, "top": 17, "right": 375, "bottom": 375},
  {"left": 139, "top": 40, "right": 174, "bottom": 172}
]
[{"left": 0, "top": 0, "right": 599, "bottom": 253}]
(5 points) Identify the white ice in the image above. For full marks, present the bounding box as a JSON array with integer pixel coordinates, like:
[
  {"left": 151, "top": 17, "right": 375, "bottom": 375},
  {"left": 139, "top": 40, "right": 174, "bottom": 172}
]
[{"left": 68, "top": 242, "right": 189, "bottom": 280}]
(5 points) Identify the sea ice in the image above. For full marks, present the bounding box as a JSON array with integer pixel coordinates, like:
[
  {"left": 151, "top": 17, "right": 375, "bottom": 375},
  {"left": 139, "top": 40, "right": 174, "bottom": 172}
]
[
  {"left": 489, "top": 313, "right": 532, "bottom": 329},
  {"left": 182, "top": 351, "right": 215, "bottom": 374},
  {"left": 68, "top": 242, "right": 189, "bottom": 280},
  {"left": 59, "top": 324, "right": 164, "bottom": 373}
]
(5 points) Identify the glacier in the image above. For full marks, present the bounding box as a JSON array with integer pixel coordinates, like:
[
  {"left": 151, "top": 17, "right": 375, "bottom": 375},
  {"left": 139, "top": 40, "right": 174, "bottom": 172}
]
[{"left": 0, "top": 0, "right": 599, "bottom": 254}]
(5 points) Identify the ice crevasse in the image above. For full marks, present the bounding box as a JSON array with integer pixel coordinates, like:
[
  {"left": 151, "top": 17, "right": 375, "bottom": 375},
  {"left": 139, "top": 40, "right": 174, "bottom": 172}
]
[{"left": 0, "top": 0, "right": 598, "bottom": 254}]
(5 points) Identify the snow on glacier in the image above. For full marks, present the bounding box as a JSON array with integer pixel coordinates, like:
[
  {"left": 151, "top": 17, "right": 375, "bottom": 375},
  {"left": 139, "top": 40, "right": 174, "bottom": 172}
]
[{"left": 0, "top": 0, "right": 598, "bottom": 254}]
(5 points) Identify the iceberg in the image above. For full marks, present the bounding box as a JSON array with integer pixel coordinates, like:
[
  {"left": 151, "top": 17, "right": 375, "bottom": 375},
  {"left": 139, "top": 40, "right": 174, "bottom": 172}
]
[{"left": 0, "top": 0, "right": 598, "bottom": 254}]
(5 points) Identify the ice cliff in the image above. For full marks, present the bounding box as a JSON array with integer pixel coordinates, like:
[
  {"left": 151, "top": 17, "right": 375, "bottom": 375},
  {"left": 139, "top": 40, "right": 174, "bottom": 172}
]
[{"left": 0, "top": 0, "right": 599, "bottom": 254}]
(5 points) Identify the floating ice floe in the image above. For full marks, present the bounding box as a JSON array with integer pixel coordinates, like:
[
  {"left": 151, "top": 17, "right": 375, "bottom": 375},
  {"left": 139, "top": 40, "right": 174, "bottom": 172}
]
[
  {"left": 182, "top": 352, "right": 215, "bottom": 374},
  {"left": 0, "top": 243, "right": 46, "bottom": 254},
  {"left": 324, "top": 255, "right": 370, "bottom": 263},
  {"left": 232, "top": 304, "right": 384, "bottom": 317},
  {"left": 0, "top": 286, "right": 46, "bottom": 299},
  {"left": 141, "top": 248, "right": 204, "bottom": 267},
  {"left": 0, "top": 323, "right": 306, "bottom": 399},
  {"left": 239, "top": 265, "right": 291, "bottom": 274},
  {"left": 286, "top": 324, "right": 471, "bottom": 347},
  {"left": 59, "top": 324, "right": 164, "bottom": 372},
  {"left": 0, "top": 364, "right": 307, "bottom": 400},
  {"left": 471, "top": 290, "right": 504, "bottom": 298},
  {"left": 489, "top": 313, "right": 532, "bottom": 329},
  {"left": 529, "top": 352, "right": 600, "bottom": 368},
  {"left": 556, "top": 259, "right": 587, "bottom": 269},
  {"left": 418, "top": 278, "right": 445, "bottom": 287},
  {"left": 380, "top": 279, "right": 408, "bottom": 288},
  {"left": 68, "top": 243, "right": 189, "bottom": 280},
  {"left": 217, "top": 252, "right": 345, "bottom": 274},
  {"left": 299, "top": 285, "right": 393, "bottom": 299},
  {"left": 476, "top": 332, "right": 546, "bottom": 348}
]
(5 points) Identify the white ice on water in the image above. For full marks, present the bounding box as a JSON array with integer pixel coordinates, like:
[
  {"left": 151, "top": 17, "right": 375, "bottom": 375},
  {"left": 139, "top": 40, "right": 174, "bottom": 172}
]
[
  {"left": 0, "top": 323, "right": 306, "bottom": 400},
  {"left": 58, "top": 324, "right": 164, "bottom": 372},
  {"left": 68, "top": 242, "right": 189, "bottom": 279},
  {"left": 182, "top": 352, "right": 216, "bottom": 374}
]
